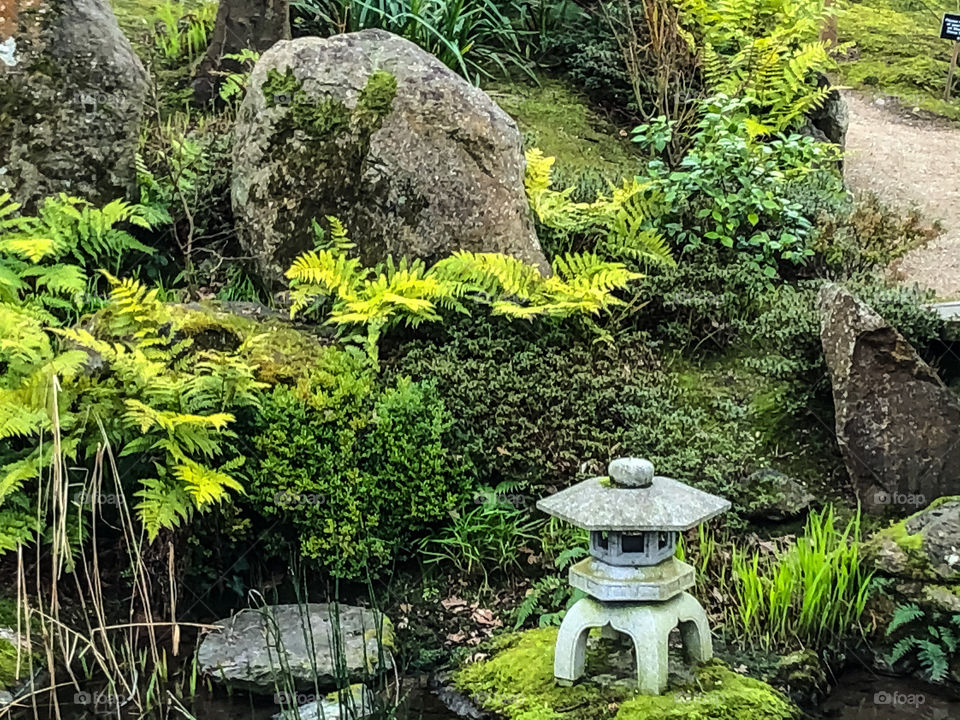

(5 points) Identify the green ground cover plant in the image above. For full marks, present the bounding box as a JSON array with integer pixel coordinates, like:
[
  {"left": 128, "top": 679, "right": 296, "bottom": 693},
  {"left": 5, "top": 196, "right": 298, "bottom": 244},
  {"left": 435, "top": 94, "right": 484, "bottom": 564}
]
[{"left": 837, "top": 0, "right": 960, "bottom": 118}]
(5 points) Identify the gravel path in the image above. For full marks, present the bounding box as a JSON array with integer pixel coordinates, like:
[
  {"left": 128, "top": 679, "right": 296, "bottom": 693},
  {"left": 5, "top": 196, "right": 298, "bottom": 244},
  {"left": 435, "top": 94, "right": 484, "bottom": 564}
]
[{"left": 842, "top": 90, "right": 960, "bottom": 300}]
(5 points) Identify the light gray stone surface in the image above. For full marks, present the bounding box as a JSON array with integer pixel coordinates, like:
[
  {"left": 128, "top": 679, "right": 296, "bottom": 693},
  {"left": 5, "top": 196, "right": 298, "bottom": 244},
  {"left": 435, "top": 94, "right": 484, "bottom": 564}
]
[
  {"left": 198, "top": 604, "right": 393, "bottom": 692},
  {"left": 232, "top": 29, "right": 547, "bottom": 288},
  {"left": 537, "top": 476, "right": 730, "bottom": 531},
  {"left": 554, "top": 593, "right": 712, "bottom": 694},
  {"left": 0, "top": 0, "right": 148, "bottom": 210},
  {"left": 569, "top": 556, "right": 694, "bottom": 602},
  {"left": 608, "top": 458, "right": 654, "bottom": 488}
]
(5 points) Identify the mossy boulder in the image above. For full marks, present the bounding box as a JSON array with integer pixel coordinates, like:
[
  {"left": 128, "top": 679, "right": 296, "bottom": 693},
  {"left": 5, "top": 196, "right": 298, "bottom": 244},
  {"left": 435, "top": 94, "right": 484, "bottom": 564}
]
[
  {"left": 864, "top": 497, "right": 960, "bottom": 582},
  {"left": 453, "top": 628, "right": 800, "bottom": 720},
  {"left": 232, "top": 29, "right": 547, "bottom": 289},
  {"left": 740, "top": 469, "right": 815, "bottom": 522},
  {"left": 0, "top": 0, "right": 148, "bottom": 210}
]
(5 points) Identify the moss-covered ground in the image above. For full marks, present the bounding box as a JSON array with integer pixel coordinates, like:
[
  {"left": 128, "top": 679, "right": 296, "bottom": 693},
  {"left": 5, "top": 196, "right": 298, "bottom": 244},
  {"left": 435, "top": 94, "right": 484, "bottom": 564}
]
[
  {"left": 486, "top": 79, "right": 646, "bottom": 187},
  {"left": 837, "top": 0, "right": 960, "bottom": 119},
  {"left": 454, "top": 627, "right": 800, "bottom": 720}
]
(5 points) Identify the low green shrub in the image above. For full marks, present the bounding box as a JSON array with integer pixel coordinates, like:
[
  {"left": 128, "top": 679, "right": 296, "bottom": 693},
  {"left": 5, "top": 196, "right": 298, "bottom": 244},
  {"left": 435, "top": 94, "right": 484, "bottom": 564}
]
[
  {"left": 242, "top": 347, "right": 470, "bottom": 579},
  {"left": 386, "top": 316, "right": 766, "bottom": 506},
  {"left": 637, "top": 95, "right": 845, "bottom": 277}
]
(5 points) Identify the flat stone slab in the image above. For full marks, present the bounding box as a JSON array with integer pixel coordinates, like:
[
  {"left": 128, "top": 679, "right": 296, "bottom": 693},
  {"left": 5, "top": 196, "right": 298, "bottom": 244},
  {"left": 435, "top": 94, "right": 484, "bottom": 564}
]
[
  {"left": 569, "top": 557, "right": 695, "bottom": 602},
  {"left": 537, "top": 476, "right": 730, "bottom": 531},
  {"left": 198, "top": 604, "right": 393, "bottom": 692}
]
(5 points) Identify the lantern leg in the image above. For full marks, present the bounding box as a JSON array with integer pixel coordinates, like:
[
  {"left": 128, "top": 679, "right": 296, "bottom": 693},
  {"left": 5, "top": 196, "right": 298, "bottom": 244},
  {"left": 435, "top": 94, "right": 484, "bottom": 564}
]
[
  {"left": 609, "top": 607, "right": 670, "bottom": 695},
  {"left": 675, "top": 592, "right": 713, "bottom": 663},
  {"left": 553, "top": 597, "right": 602, "bottom": 684}
]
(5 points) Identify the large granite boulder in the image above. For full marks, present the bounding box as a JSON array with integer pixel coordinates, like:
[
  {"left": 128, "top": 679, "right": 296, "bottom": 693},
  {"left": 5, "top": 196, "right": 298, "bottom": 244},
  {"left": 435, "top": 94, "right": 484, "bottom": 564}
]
[
  {"left": 197, "top": 604, "right": 394, "bottom": 692},
  {"left": 819, "top": 284, "right": 960, "bottom": 514},
  {"left": 232, "top": 29, "right": 547, "bottom": 288},
  {"left": 0, "top": 0, "right": 148, "bottom": 210}
]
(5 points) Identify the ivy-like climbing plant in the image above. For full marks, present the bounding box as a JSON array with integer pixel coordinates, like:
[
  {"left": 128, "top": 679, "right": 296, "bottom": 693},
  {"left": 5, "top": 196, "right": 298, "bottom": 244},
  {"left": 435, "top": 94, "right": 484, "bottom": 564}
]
[
  {"left": 0, "top": 193, "right": 263, "bottom": 548},
  {"left": 286, "top": 217, "right": 643, "bottom": 362}
]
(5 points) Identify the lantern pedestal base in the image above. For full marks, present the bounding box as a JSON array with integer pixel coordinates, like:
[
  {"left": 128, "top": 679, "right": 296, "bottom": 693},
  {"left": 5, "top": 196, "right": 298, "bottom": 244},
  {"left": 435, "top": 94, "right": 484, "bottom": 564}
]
[{"left": 553, "top": 593, "right": 713, "bottom": 695}]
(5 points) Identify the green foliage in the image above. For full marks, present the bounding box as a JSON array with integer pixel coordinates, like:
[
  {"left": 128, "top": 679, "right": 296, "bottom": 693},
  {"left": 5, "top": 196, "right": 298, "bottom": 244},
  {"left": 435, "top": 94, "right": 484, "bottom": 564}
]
[
  {"left": 639, "top": 95, "right": 844, "bottom": 276},
  {"left": 797, "top": 187, "right": 939, "bottom": 278},
  {"left": 726, "top": 506, "right": 872, "bottom": 650},
  {"left": 290, "top": 0, "right": 533, "bottom": 81},
  {"left": 885, "top": 605, "right": 960, "bottom": 682},
  {"left": 0, "top": 194, "right": 264, "bottom": 547},
  {"left": 419, "top": 481, "right": 541, "bottom": 587},
  {"left": 286, "top": 217, "right": 642, "bottom": 362},
  {"left": 152, "top": 0, "right": 217, "bottom": 66},
  {"left": 216, "top": 50, "right": 262, "bottom": 109},
  {"left": 683, "top": 0, "right": 835, "bottom": 131},
  {"left": 386, "top": 316, "right": 765, "bottom": 506},
  {"left": 242, "top": 351, "right": 469, "bottom": 579},
  {"left": 512, "top": 543, "right": 587, "bottom": 628},
  {"left": 525, "top": 148, "right": 675, "bottom": 269},
  {"left": 137, "top": 114, "right": 235, "bottom": 291}
]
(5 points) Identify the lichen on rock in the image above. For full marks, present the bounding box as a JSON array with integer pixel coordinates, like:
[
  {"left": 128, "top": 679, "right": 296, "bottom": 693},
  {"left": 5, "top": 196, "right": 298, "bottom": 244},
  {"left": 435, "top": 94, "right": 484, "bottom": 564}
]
[
  {"left": 232, "top": 29, "right": 548, "bottom": 289},
  {"left": 453, "top": 627, "right": 800, "bottom": 720},
  {"left": 0, "top": 0, "right": 148, "bottom": 210}
]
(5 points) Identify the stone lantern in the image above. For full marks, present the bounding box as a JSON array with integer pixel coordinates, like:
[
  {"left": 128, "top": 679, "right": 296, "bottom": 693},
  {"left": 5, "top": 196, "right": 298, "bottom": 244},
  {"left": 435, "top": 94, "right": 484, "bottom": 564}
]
[{"left": 536, "top": 457, "right": 730, "bottom": 695}]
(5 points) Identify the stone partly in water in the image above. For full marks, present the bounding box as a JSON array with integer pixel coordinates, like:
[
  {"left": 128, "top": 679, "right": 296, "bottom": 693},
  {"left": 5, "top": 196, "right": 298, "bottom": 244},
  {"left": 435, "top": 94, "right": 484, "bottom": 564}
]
[
  {"left": 862, "top": 498, "right": 960, "bottom": 685},
  {"left": 740, "top": 469, "right": 815, "bottom": 522},
  {"left": 0, "top": 0, "right": 148, "bottom": 210},
  {"left": 231, "top": 29, "right": 548, "bottom": 289},
  {"left": 453, "top": 627, "right": 800, "bottom": 720},
  {"left": 197, "top": 604, "right": 394, "bottom": 693},
  {"left": 273, "top": 683, "right": 374, "bottom": 720},
  {"left": 818, "top": 284, "right": 960, "bottom": 515}
]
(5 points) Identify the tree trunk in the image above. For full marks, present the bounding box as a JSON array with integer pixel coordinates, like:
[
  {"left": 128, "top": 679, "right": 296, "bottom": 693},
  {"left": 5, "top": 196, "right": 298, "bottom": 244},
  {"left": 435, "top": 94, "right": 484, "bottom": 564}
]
[{"left": 192, "top": 0, "right": 291, "bottom": 104}]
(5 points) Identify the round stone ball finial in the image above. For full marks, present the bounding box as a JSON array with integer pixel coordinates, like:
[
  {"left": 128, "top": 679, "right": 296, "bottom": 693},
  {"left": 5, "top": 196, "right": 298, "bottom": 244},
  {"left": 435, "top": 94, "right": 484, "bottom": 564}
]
[{"left": 608, "top": 457, "right": 654, "bottom": 488}]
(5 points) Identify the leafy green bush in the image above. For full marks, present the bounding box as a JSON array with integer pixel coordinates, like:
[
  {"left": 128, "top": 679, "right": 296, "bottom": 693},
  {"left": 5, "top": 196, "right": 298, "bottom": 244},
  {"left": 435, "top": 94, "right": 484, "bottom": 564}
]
[
  {"left": 637, "top": 95, "right": 845, "bottom": 276},
  {"left": 243, "top": 347, "right": 470, "bottom": 578},
  {"left": 0, "top": 194, "right": 262, "bottom": 548},
  {"left": 386, "top": 316, "right": 765, "bottom": 505}
]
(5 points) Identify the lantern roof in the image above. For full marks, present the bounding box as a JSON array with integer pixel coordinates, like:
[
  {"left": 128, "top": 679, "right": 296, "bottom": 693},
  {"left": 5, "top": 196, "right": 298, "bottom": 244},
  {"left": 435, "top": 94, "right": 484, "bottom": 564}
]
[{"left": 536, "top": 459, "right": 730, "bottom": 532}]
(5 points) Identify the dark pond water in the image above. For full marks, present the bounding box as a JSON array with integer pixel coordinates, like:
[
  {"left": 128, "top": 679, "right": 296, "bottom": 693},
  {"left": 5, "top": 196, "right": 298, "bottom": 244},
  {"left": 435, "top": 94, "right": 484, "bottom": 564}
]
[{"left": 820, "top": 668, "right": 960, "bottom": 720}]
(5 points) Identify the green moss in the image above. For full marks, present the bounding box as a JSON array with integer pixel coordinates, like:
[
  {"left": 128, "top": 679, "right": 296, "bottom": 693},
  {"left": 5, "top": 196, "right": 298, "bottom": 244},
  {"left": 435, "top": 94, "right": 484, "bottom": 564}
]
[
  {"left": 354, "top": 70, "right": 399, "bottom": 134},
  {"left": 0, "top": 638, "right": 17, "bottom": 688},
  {"left": 617, "top": 662, "right": 799, "bottom": 720},
  {"left": 454, "top": 628, "right": 800, "bottom": 720},
  {"left": 488, "top": 79, "right": 644, "bottom": 187},
  {"left": 168, "top": 302, "right": 334, "bottom": 386},
  {"left": 454, "top": 628, "right": 626, "bottom": 720},
  {"left": 836, "top": 0, "right": 960, "bottom": 119}
]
